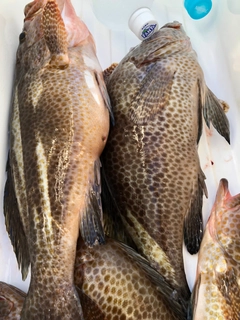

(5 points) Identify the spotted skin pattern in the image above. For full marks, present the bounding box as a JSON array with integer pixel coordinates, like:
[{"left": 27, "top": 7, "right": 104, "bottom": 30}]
[
  {"left": 192, "top": 179, "right": 240, "bottom": 319},
  {"left": 74, "top": 238, "right": 185, "bottom": 320},
  {"left": 0, "top": 239, "right": 185, "bottom": 320},
  {"left": 4, "top": 0, "right": 110, "bottom": 319},
  {"left": 102, "top": 21, "right": 229, "bottom": 301},
  {"left": 0, "top": 282, "right": 26, "bottom": 320}
]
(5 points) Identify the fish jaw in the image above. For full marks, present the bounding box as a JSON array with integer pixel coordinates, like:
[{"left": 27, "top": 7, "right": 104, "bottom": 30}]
[
  {"left": 193, "top": 226, "right": 234, "bottom": 319},
  {"left": 193, "top": 179, "right": 240, "bottom": 319},
  {"left": 208, "top": 178, "right": 240, "bottom": 261}
]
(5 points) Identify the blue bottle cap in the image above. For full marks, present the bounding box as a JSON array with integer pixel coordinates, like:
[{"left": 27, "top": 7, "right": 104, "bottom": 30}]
[{"left": 184, "top": 0, "right": 212, "bottom": 20}]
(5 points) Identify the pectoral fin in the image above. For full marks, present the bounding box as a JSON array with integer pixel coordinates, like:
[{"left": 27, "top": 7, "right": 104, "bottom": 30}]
[
  {"left": 202, "top": 86, "right": 230, "bottom": 144},
  {"left": 42, "top": 0, "right": 69, "bottom": 68},
  {"left": 129, "top": 63, "right": 175, "bottom": 125},
  {"left": 4, "top": 156, "right": 30, "bottom": 280},
  {"left": 184, "top": 169, "right": 207, "bottom": 254},
  {"left": 80, "top": 159, "right": 105, "bottom": 246}
]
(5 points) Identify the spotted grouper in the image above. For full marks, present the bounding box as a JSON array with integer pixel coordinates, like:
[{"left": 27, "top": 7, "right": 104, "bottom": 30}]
[
  {"left": 0, "top": 239, "right": 187, "bottom": 320},
  {"left": 101, "top": 21, "right": 230, "bottom": 300},
  {"left": 74, "top": 237, "right": 187, "bottom": 320},
  {"left": 190, "top": 179, "right": 240, "bottom": 319},
  {"left": 4, "top": 0, "right": 112, "bottom": 318}
]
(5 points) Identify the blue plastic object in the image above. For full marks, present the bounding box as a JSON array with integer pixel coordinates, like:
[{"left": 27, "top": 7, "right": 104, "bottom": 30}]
[{"left": 184, "top": 0, "right": 212, "bottom": 19}]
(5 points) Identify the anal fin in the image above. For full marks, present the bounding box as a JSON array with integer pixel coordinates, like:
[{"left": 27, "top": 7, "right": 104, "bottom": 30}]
[
  {"left": 184, "top": 169, "right": 207, "bottom": 254},
  {"left": 4, "top": 156, "right": 30, "bottom": 280},
  {"left": 42, "top": 0, "right": 69, "bottom": 69},
  {"left": 80, "top": 159, "right": 105, "bottom": 246}
]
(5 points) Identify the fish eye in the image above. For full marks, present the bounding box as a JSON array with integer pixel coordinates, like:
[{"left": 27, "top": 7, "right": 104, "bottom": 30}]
[{"left": 19, "top": 31, "right": 26, "bottom": 43}]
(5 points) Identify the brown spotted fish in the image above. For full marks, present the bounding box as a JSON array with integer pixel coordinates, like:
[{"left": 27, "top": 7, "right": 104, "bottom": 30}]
[
  {"left": 4, "top": 0, "right": 111, "bottom": 318},
  {"left": 190, "top": 179, "right": 240, "bottom": 320},
  {"left": 74, "top": 237, "right": 187, "bottom": 320},
  {"left": 0, "top": 282, "right": 26, "bottom": 320},
  {"left": 101, "top": 21, "right": 230, "bottom": 300},
  {"left": 0, "top": 240, "right": 186, "bottom": 320}
]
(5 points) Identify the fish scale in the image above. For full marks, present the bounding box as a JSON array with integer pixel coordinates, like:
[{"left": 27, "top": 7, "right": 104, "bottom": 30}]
[
  {"left": 4, "top": 0, "right": 111, "bottom": 318},
  {"left": 191, "top": 179, "right": 240, "bottom": 319},
  {"left": 102, "top": 21, "right": 230, "bottom": 301},
  {"left": 0, "top": 238, "right": 187, "bottom": 319}
]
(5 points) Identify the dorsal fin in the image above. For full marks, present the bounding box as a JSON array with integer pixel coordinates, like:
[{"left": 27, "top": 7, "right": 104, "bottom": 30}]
[{"left": 42, "top": 0, "right": 69, "bottom": 68}]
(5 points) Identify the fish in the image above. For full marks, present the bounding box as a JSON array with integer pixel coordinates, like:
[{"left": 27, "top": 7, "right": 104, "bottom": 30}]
[
  {"left": 74, "top": 237, "right": 187, "bottom": 320},
  {"left": 190, "top": 178, "right": 240, "bottom": 320},
  {"left": 4, "top": 0, "right": 112, "bottom": 318},
  {"left": 0, "top": 238, "right": 187, "bottom": 320},
  {"left": 101, "top": 21, "right": 230, "bottom": 300},
  {"left": 0, "top": 282, "right": 26, "bottom": 320}
]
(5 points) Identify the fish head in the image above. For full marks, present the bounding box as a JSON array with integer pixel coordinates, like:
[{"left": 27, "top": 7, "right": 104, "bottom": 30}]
[
  {"left": 16, "top": 0, "right": 95, "bottom": 73},
  {"left": 208, "top": 178, "right": 240, "bottom": 263},
  {"left": 125, "top": 21, "right": 193, "bottom": 67},
  {"left": 192, "top": 179, "right": 240, "bottom": 320}
]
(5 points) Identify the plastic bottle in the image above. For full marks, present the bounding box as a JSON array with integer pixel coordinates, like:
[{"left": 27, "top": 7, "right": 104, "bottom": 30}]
[
  {"left": 184, "top": 0, "right": 212, "bottom": 19},
  {"left": 91, "top": 0, "right": 159, "bottom": 40}
]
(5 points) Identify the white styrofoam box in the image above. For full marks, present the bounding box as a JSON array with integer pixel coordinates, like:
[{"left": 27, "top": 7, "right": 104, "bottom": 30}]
[{"left": 0, "top": 0, "right": 239, "bottom": 293}]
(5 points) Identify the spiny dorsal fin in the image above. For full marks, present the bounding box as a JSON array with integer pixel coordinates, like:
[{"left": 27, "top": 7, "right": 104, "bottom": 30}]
[{"left": 42, "top": 0, "right": 69, "bottom": 68}]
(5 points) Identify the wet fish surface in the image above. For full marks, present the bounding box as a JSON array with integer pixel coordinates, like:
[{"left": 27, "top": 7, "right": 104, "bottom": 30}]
[
  {"left": 74, "top": 237, "right": 187, "bottom": 320},
  {"left": 0, "top": 282, "right": 26, "bottom": 320},
  {"left": 101, "top": 21, "right": 230, "bottom": 300},
  {"left": 4, "top": 0, "right": 111, "bottom": 318},
  {"left": 190, "top": 179, "right": 240, "bottom": 320}
]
